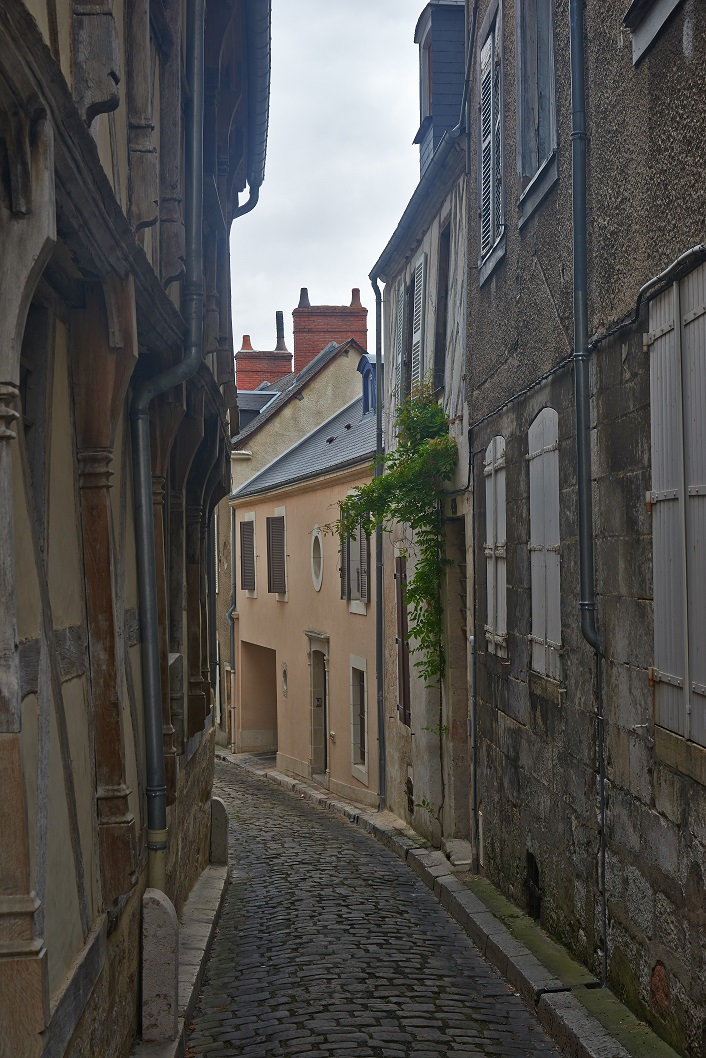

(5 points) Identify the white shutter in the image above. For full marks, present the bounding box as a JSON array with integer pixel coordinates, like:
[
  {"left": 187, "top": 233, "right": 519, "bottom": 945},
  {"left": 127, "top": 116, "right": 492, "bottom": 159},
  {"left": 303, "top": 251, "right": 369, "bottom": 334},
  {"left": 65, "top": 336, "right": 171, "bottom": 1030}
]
[
  {"left": 393, "top": 279, "right": 405, "bottom": 408},
  {"left": 650, "top": 283, "right": 687, "bottom": 736},
  {"left": 484, "top": 435, "right": 507, "bottom": 655},
  {"left": 479, "top": 33, "right": 494, "bottom": 258},
  {"left": 528, "top": 408, "right": 560, "bottom": 678},
  {"left": 411, "top": 253, "right": 426, "bottom": 385}
]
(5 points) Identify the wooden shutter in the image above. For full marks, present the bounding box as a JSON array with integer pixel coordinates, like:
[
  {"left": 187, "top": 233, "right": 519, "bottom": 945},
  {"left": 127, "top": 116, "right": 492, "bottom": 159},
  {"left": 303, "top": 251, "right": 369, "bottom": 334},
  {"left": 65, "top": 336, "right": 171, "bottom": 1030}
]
[
  {"left": 492, "top": 19, "right": 502, "bottom": 239},
  {"left": 340, "top": 535, "right": 349, "bottom": 600},
  {"left": 393, "top": 280, "right": 405, "bottom": 409},
  {"left": 484, "top": 436, "right": 507, "bottom": 654},
  {"left": 266, "top": 515, "right": 286, "bottom": 594},
  {"left": 359, "top": 524, "right": 370, "bottom": 603},
  {"left": 395, "top": 555, "right": 411, "bottom": 726},
  {"left": 479, "top": 31, "right": 494, "bottom": 258},
  {"left": 649, "top": 265, "right": 706, "bottom": 746},
  {"left": 240, "top": 520, "right": 255, "bottom": 591},
  {"left": 528, "top": 409, "right": 560, "bottom": 678},
  {"left": 411, "top": 253, "right": 426, "bottom": 385}
]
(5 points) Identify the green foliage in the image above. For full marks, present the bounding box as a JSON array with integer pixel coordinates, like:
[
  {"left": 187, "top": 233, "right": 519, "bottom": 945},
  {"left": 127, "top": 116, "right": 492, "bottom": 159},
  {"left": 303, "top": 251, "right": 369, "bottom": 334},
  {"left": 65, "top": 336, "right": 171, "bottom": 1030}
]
[{"left": 332, "top": 381, "right": 457, "bottom": 683}]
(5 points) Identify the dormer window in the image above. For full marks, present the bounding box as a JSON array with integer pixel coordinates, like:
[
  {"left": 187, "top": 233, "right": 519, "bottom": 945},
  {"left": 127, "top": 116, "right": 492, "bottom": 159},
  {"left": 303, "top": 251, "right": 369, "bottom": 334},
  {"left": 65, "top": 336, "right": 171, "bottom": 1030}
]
[{"left": 420, "top": 25, "right": 432, "bottom": 121}]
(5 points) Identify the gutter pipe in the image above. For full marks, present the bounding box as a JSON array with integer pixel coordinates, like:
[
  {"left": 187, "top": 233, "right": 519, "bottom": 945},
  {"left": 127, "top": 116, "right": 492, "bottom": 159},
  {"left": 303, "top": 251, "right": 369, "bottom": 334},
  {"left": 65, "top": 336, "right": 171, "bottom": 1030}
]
[
  {"left": 371, "top": 275, "right": 386, "bottom": 809},
  {"left": 131, "top": 0, "right": 207, "bottom": 892},
  {"left": 570, "top": 0, "right": 607, "bottom": 986}
]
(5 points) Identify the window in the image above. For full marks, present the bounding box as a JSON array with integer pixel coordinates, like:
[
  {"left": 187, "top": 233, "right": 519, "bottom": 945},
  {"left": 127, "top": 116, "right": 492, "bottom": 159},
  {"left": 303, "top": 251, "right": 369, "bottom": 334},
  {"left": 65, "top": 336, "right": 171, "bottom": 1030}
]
[
  {"left": 420, "top": 27, "right": 432, "bottom": 121},
  {"left": 410, "top": 253, "right": 426, "bottom": 387},
  {"left": 351, "top": 658, "right": 368, "bottom": 779},
  {"left": 266, "top": 513, "right": 286, "bottom": 595},
  {"left": 395, "top": 554, "right": 411, "bottom": 725},
  {"left": 434, "top": 224, "right": 451, "bottom": 392},
  {"left": 311, "top": 526, "right": 323, "bottom": 591},
  {"left": 528, "top": 408, "right": 561, "bottom": 679},
  {"left": 648, "top": 265, "right": 705, "bottom": 749},
  {"left": 239, "top": 516, "right": 256, "bottom": 592},
  {"left": 393, "top": 279, "right": 406, "bottom": 409},
  {"left": 479, "top": 8, "right": 503, "bottom": 270},
  {"left": 340, "top": 521, "right": 370, "bottom": 612},
  {"left": 624, "top": 0, "right": 684, "bottom": 64},
  {"left": 484, "top": 436, "right": 507, "bottom": 656},
  {"left": 516, "top": 0, "right": 557, "bottom": 224}
]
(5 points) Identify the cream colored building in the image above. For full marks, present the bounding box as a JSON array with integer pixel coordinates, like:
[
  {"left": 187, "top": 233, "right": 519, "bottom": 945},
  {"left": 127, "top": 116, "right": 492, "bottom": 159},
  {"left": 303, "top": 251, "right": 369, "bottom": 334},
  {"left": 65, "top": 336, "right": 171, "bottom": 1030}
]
[{"left": 230, "top": 378, "right": 380, "bottom": 808}]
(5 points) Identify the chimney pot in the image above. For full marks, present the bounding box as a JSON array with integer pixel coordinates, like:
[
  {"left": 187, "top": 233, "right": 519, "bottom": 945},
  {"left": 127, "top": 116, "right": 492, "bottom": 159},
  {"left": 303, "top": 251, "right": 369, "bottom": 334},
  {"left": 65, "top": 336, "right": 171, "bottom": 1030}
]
[
  {"left": 298, "top": 287, "right": 311, "bottom": 308},
  {"left": 351, "top": 287, "right": 361, "bottom": 307},
  {"left": 240, "top": 334, "right": 253, "bottom": 351},
  {"left": 275, "top": 310, "right": 288, "bottom": 351}
]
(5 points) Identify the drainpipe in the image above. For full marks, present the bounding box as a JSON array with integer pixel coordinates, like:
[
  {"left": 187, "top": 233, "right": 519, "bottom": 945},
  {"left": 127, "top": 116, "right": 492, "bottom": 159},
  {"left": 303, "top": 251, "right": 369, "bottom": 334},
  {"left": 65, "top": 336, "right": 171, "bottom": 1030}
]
[
  {"left": 131, "top": 0, "right": 206, "bottom": 892},
  {"left": 570, "top": 0, "right": 607, "bottom": 986},
  {"left": 226, "top": 506, "right": 236, "bottom": 749},
  {"left": 371, "top": 274, "right": 386, "bottom": 809}
]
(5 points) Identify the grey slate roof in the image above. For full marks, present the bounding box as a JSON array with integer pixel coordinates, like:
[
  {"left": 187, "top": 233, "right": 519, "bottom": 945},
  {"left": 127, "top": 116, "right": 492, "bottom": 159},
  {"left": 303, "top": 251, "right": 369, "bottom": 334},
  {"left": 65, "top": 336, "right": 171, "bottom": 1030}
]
[
  {"left": 232, "top": 397, "right": 376, "bottom": 500},
  {"left": 233, "top": 339, "right": 365, "bottom": 449},
  {"left": 237, "top": 390, "right": 277, "bottom": 412}
]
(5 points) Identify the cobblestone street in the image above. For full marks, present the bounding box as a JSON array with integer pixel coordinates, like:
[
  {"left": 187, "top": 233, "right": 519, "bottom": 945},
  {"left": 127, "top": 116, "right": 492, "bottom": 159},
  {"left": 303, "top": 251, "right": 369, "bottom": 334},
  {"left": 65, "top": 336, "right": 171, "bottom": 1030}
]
[{"left": 186, "top": 762, "right": 563, "bottom": 1058}]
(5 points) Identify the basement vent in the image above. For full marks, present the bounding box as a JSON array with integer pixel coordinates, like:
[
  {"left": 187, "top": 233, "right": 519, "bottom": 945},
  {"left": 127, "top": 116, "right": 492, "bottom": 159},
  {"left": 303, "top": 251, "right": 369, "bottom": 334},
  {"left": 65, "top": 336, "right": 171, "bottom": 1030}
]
[{"left": 525, "top": 850, "right": 542, "bottom": 920}]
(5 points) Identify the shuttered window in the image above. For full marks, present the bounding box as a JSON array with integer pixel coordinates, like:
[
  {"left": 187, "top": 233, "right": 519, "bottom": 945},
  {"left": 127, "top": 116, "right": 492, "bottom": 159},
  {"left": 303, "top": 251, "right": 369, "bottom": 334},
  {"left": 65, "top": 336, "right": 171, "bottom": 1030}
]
[
  {"left": 518, "top": 0, "right": 556, "bottom": 185},
  {"left": 528, "top": 408, "right": 561, "bottom": 679},
  {"left": 340, "top": 522, "right": 370, "bottom": 605},
  {"left": 479, "top": 14, "right": 503, "bottom": 260},
  {"left": 266, "top": 515, "right": 286, "bottom": 594},
  {"left": 393, "top": 279, "right": 405, "bottom": 409},
  {"left": 410, "top": 253, "right": 426, "bottom": 386},
  {"left": 240, "top": 519, "right": 255, "bottom": 591},
  {"left": 649, "top": 264, "right": 706, "bottom": 747},
  {"left": 395, "top": 555, "right": 411, "bottom": 726},
  {"left": 484, "top": 436, "right": 507, "bottom": 655}
]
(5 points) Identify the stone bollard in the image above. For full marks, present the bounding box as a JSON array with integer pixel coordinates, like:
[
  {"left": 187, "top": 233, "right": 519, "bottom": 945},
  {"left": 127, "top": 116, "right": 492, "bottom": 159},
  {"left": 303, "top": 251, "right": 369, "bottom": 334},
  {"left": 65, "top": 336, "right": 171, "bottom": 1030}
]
[
  {"left": 210, "top": 796, "right": 228, "bottom": 865},
  {"left": 142, "top": 888, "right": 179, "bottom": 1042}
]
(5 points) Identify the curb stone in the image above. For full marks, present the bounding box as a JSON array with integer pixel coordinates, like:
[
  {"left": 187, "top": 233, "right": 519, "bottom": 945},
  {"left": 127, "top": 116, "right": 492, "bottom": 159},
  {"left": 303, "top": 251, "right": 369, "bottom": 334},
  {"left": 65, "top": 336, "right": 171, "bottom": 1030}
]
[{"left": 216, "top": 750, "right": 650, "bottom": 1058}]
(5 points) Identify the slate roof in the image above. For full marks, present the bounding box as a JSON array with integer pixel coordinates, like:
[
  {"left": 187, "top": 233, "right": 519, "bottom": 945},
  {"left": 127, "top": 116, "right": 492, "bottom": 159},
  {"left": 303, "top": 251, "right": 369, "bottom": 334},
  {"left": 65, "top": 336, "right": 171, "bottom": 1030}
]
[
  {"left": 232, "top": 397, "right": 376, "bottom": 500},
  {"left": 237, "top": 390, "right": 277, "bottom": 412},
  {"left": 233, "top": 338, "right": 366, "bottom": 449}
]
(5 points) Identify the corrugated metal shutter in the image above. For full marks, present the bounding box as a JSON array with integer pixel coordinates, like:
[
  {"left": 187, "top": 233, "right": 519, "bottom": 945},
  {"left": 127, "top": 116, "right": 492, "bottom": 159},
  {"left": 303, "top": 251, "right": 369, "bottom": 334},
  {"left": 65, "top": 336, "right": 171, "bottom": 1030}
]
[
  {"left": 394, "top": 280, "right": 405, "bottom": 409},
  {"left": 266, "top": 515, "right": 286, "bottom": 594},
  {"left": 484, "top": 435, "right": 507, "bottom": 654},
  {"left": 395, "top": 555, "right": 411, "bottom": 726},
  {"left": 411, "top": 254, "right": 426, "bottom": 385},
  {"left": 240, "top": 520, "right": 255, "bottom": 591},
  {"left": 528, "top": 408, "right": 561, "bottom": 679},
  {"left": 650, "top": 263, "right": 706, "bottom": 746}
]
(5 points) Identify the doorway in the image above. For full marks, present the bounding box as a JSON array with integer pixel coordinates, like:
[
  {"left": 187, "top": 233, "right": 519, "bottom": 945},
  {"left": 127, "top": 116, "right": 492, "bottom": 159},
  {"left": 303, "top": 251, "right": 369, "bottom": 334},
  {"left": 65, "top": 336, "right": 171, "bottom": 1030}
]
[{"left": 311, "top": 648, "right": 327, "bottom": 777}]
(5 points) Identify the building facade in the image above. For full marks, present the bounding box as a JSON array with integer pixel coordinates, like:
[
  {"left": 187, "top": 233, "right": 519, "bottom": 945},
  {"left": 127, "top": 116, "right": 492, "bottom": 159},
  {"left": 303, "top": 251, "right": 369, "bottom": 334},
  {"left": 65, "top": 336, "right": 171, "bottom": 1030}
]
[{"left": 0, "top": 0, "right": 270, "bottom": 1053}]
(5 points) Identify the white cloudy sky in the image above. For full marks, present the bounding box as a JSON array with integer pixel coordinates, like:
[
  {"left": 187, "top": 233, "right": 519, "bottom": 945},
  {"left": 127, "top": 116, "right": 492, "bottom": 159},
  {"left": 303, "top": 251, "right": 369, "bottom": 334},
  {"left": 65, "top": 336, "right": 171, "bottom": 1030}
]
[{"left": 229, "top": 0, "right": 422, "bottom": 355}]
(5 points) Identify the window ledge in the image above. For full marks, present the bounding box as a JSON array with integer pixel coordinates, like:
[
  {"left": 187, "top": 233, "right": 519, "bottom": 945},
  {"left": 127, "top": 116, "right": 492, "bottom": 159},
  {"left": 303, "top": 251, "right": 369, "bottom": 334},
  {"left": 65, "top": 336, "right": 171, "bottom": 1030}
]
[
  {"left": 349, "top": 600, "right": 367, "bottom": 616},
  {"left": 528, "top": 669, "right": 563, "bottom": 704},
  {"left": 479, "top": 231, "right": 506, "bottom": 287},
  {"left": 655, "top": 726, "right": 706, "bottom": 785},
  {"left": 352, "top": 763, "right": 369, "bottom": 786},
  {"left": 518, "top": 151, "right": 559, "bottom": 229},
  {"left": 624, "top": 0, "right": 684, "bottom": 64}
]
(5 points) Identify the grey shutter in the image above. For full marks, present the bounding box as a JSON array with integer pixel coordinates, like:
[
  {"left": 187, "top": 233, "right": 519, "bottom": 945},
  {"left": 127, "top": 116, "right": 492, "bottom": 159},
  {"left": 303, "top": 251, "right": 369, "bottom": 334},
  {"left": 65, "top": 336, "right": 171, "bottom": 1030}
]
[
  {"left": 528, "top": 408, "right": 560, "bottom": 678},
  {"left": 395, "top": 555, "right": 411, "bottom": 726},
  {"left": 411, "top": 253, "right": 426, "bottom": 385},
  {"left": 492, "top": 18, "right": 502, "bottom": 239},
  {"left": 267, "top": 516, "right": 286, "bottom": 593},
  {"left": 479, "top": 32, "right": 494, "bottom": 257},
  {"left": 240, "top": 520, "right": 255, "bottom": 591},
  {"left": 484, "top": 436, "right": 507, "bottom": 654},
  {"left": 650, "top": 265, "right": 706, "bottom": 746},
  {"left": 340, "top": 536, "right": 349, "bottom": 600},
  {"left": 394, "top": 280, "right": 405, "bottom": 408},
  {"left": 359, "top": 524, "right": 370, "bottom": 603}
]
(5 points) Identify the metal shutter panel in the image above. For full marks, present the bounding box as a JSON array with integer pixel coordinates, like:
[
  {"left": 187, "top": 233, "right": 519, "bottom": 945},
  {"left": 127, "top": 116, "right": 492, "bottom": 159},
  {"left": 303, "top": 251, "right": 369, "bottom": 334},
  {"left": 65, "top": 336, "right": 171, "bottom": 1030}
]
[
  {"left": 266, "top": 515, "right": 286, "bottom": 594},
  {"left": 240, "top": 520, "right": 255, "bottom": 591},
  {"left": 650, "top": 283, "right": 687, "bottom": 736}
]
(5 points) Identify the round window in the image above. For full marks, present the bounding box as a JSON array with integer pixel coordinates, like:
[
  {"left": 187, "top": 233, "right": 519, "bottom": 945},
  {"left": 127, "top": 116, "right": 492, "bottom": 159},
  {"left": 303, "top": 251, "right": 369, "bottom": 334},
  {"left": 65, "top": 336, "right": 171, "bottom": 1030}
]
[{"left": 311, "top": 528, "right": 323, "bottom": 591}]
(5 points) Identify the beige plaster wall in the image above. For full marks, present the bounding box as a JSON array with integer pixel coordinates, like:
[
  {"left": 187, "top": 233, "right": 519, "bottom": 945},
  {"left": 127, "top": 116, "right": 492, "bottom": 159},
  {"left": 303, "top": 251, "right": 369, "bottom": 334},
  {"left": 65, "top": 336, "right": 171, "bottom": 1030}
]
[{"left": 232, "top": 469, "right": 378, "bottom": 801}]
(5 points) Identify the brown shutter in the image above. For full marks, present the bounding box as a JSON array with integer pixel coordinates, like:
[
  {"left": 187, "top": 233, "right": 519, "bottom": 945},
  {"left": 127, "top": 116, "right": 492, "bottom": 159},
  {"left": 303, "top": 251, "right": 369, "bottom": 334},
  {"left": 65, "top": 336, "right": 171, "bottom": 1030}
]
[
  {"left": 240, "top": 520, "right": 255, "bottom": 591},
  {"left": 395, "top": 555, "right": 411, "bottom": 726},
  {"left": 266, "top": 515, "right": 286, "bottom": 593},
  {"left": 359, "top": 524, "right": 370, "bottom": 603},
  {"left": 340, "top": 536, "right": 349, "bottom": 600}
]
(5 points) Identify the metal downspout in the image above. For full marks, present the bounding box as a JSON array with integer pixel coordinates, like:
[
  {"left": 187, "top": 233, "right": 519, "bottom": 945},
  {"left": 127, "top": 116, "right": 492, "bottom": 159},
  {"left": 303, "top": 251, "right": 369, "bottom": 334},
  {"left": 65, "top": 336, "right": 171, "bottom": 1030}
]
[
  {"left": 226, "top": 507, "right": 236, "bottom": 750},
  {"left": 131, "top": 0, "right": 206, "bottom": 892},
  {"left": 570, "top": 0, "right": 607, "bottom": 985},
  {"left": 371, "top": 275, "right": 386, "bottom": 810}
]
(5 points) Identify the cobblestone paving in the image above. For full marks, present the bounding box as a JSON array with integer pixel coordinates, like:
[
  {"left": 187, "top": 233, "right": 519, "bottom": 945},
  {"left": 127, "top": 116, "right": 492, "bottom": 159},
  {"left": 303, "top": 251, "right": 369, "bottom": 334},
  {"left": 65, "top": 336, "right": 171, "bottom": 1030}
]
[{"left": 186, "top": 762, "right": 562, "bottom": 1057}]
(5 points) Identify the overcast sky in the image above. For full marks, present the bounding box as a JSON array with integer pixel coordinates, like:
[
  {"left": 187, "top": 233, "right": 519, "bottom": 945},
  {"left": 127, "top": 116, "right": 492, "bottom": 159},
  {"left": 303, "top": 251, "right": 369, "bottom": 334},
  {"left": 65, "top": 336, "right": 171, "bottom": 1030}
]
[{"left": 229, "top": 0, "right": 422, "bottom": 357}]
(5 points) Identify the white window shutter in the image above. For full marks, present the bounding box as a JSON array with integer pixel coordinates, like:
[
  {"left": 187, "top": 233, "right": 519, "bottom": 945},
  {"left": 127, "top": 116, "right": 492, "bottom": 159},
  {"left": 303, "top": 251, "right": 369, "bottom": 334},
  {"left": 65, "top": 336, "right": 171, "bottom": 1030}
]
[
  {"left": 484, "top": 435, "right": 507, "bottom": 655},
  {"left": 529, "top": 408, "right": 560, "bottom": 678},
  {"left": 411, "top": 253, "right": 426, "bottom": 385}
]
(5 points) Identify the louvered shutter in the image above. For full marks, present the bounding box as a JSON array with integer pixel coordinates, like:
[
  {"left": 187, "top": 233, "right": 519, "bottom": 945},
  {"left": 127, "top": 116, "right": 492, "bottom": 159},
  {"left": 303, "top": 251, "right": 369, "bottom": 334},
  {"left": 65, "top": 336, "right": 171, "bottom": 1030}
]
[
  {"left": 484, "top": 436, "right": 507, "bottom": 654},
  {"left": 266, "top": 515, "right": 286, "bottom": 594},
  {"left": 650, "top": 265, "right": 706, "bottom": 745},
  {"left": 411, "top": 254, "right": 426, "bottom": 385},
  {"left": 395, "top": 555, "right": 411, "bottom": 726},
  {"left": 359, "top": 524, "right": 370, "bottom": 603},
  {"left": 340, "top": 536, "right": 349, "bottom": 600},
  {"left": 394, "top": 280, "right": 405, "bottom": 409},
  {"left": 528, "top": 409, "right": 560, "bottom": 678},
  {"left": 492, "top": 19, "right": 502, "bottom": 240},
  {"left": 479, "top": 33, "right": 494, "bottom": 258},
  {"left": 240, "top": 520, "right": 255, "bottom": 591}
]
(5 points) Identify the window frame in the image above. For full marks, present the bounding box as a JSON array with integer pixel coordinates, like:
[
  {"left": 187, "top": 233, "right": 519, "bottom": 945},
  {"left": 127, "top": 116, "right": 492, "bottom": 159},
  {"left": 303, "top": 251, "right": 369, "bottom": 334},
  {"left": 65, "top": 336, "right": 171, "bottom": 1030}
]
[
  {"left": 433, "top": 222, "right": 451, "bottom": 392},
  {"left": 624, "top": 0, "right": 684, "bottom": 64},
  {"left": 266, "top": 509, "right": 287, "bottom": 597},
  {"left": 340, "top": 520, "right": 370, "bottom": 615},
  {"left": 395, "top": 553, "right": 411, "bottom": 726},
  {"left": 477, "top": 0, "right": 505, "bottom": 285},
  {"left": 239, "top": 513, "right": 256, "bottom": 595},
  {"left": 310, "top": 525, "right": 324, "bottom": 592},
  {"left": 528, "top": 408, "right": 561, "bottom": 680},
  {"left": 515, "top": 0, "right": 558, "bottom": 227},
  {"left": 484, "top": 435, "right": 508, "bottom": 657},
  {"left": 350, "top": 655, "right": 369, "bottom": 784}
]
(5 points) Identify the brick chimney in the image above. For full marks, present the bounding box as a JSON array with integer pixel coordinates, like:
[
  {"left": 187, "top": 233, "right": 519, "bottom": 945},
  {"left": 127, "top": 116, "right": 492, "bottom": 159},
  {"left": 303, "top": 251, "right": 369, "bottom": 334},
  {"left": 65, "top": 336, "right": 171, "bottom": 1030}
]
[
  {"left": 292, "top": 287, "right": 367, "bottom": 374},
  {"left": 234, "top": 312, "right": 292, "bottom": 390}
]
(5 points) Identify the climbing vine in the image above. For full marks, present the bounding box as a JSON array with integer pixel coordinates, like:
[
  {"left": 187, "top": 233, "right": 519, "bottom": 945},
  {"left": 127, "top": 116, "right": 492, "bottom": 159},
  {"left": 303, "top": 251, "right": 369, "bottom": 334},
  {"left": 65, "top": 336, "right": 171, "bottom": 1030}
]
[{"left": 333, "top": 381, "right": 457, "bottom": 684}]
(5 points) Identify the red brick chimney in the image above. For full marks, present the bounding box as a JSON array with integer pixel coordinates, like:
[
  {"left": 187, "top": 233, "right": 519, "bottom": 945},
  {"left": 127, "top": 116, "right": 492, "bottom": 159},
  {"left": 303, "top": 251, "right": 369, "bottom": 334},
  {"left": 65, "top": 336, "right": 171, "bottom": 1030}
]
[
  {"left": 234, "top": 311, "right": 292, "bottom": 390},
  {"left": 292, "top": 287, "right": 367, "bottom": 374}
]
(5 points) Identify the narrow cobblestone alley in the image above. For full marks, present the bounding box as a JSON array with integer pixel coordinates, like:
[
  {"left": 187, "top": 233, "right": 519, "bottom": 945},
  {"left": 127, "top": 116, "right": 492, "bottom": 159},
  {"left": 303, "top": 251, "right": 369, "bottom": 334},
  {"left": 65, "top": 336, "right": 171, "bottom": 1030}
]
[{"left": 186, "top": 762, "right": 563, "bottom": 1058}]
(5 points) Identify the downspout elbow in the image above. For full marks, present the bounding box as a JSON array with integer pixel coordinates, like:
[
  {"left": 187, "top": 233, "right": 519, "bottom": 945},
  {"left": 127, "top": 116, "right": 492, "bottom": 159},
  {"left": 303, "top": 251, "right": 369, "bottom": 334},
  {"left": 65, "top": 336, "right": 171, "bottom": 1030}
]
[{"left": 233, "top": 184, "right": 260, "bottom": 220}]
